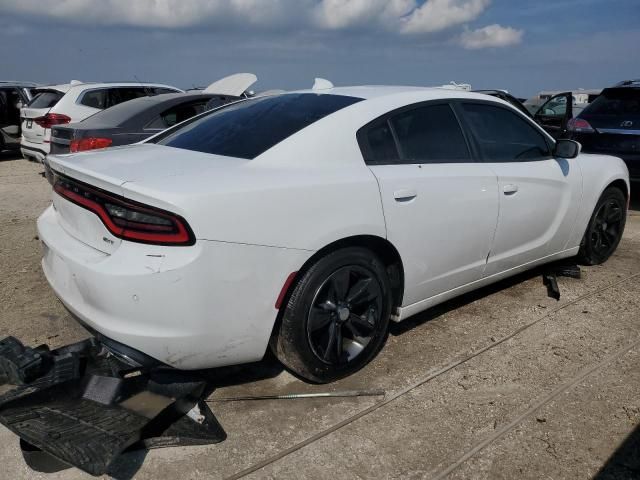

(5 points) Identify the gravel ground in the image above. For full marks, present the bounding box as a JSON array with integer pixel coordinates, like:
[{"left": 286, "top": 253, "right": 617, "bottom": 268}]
[{"left": 0, "top": 154, "right": 639, "bottom": 480}]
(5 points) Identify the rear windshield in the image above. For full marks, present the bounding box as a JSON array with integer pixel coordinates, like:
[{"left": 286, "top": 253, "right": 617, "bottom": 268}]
[
  {"left": 28, "top": 90, "right": 64, "bottom": 109},
  {"left": 583, "top": 88, "right": 640, "bottom": 116},
  {"left": 155, "top": 93, "right": 363, "bottom": 159}
]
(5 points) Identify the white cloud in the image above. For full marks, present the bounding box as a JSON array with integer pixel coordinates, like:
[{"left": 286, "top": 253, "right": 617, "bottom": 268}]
[
  {"left": 460, "top": 23, "right": 523, "bottom": 49},
  {"left": 401, "top": 0, "right": 491, "bottom": 34},
  {"left": 0, "top": 0, "right": 522, "bottom": 46},
  {"left": 313, "top": 0, "right": 414, "bottom": 30}
]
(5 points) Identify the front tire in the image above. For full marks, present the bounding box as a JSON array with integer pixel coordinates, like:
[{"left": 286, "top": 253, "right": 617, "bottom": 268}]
[
  {"left": 578, "top": 187, "right": 627, "bottom": 265},
  {"left": 272, "top": 247, "right": 392, "bottom": 383}
]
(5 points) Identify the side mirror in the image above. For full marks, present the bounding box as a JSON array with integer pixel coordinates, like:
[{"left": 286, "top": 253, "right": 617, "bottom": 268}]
[
  {"left": 15, "top": 100, "right": 23, "bottom": 110},
  {"left": 554, "top": 139, "right": 581, "bottom": 159}
]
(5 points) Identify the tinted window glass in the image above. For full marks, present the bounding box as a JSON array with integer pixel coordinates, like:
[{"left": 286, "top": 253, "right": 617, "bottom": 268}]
[
  {"left": 152, "top": 87, "right": 180, "bottom": 95},
  {"left": 28, "top": 90, "right": 64, "bottom": 109},
  {"left": 360, "top": 120, "right": 398, "bottom": 165},
  {"left": 146, "top": 101, "right": 208, "bottom": 129},
  {"left": 109, "top": 87, "right": 148, "bottom": 107},
  {"left": 156, "top": 93, "right": 362, "bottom": 159},
  {"left": 80, "top": 90, "right": 107, "bottom": 109},
  {"left": 583, "top": 88, "right": 640, "bottom": 116},
  {"left": 462, "top": 103, "right": 551, "bottom": 162},
  {"left": 391, "top": 104, "right": 470, "bottom": 163}
]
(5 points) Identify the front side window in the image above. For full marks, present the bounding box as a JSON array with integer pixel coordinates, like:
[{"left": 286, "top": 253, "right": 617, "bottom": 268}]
[
  {"left": 390, "top": 104, "right": 471, "bottom": 164},
  {"left": 461, "top": 103, "right": 551, "bottom": 162},
  {"left": 155, "top": 93, "right": 362, "bottom": 159}
]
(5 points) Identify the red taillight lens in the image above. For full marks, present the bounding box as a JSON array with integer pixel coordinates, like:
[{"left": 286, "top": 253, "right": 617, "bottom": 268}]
[
  {"left": 567, "top": 118, "right": 594, "bottom": 133},
  {"left": 70, "top": 137, "right": 113, "bottom": 153},
  {"left": 53, "top": 173, "right": 195, "bottom": 246},
  {"left": 33, "top": 113, "right": 71, "bottom": 129}
]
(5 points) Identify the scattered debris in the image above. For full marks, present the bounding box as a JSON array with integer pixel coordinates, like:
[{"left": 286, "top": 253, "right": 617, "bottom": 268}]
[
  {"left": 0, "top": 336, "right": 226, "bottom": 477},
  {"left": 208, "top": 389, "right": 386, "bottom": 402},
  {"left": 542, "top": 263, "right": 582, "bottom": 301},
  {"left": 543, "top": 273, "right": 561, "bottom": 301}
]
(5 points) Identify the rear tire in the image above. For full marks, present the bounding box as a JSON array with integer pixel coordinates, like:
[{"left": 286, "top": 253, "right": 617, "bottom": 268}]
[
  {"left": 271, "top": 247, "right": 392, "bottom": 383},
  {"left": 578, "top": 187, "right": 627, "bottom": 265}
]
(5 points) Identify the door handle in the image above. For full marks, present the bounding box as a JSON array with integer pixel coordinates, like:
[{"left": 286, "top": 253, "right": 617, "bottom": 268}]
[
  {"left": 503, "top": 184, "right": 519, "bottom": 195},
  {"left": 393, "top": 189, "right": 418, "bottom": 202}
]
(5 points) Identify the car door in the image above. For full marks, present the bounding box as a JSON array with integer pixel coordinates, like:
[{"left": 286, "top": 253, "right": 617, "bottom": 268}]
[
  {"left": 0, "top": 88, "right": 24, "bottom": 142},
  {"left": 362, "top": 102, "right": 499, "bottom": 306},
  {"left": 456, "top": 101, "right": 582, "bottom": 277},
  {"left": 534, "top": 92, "right": 573, "bottom": 139}
]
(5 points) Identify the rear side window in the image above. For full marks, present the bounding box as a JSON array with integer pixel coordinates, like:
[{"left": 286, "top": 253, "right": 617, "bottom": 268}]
[
  {"left": 152, "top": 87, "right": 180, "bottom": 95},
  {"left": 108, "top": 87, "right": 149, "bottom": 107},
  {"left": 583, "top": 88, "right": 640, "bottom": 116},
  {"left": 146, "top": 101, "right": 209, "bottom": 129},
  {"left": 360, "top": 120, "right": 399, "bottom": 165},
  {"left": 28, "top": 90, "right": 64, "bottom": 109},
  {"left": 391, "top": 104, "right": 470, "bottom": 164},
  {"left": 80, "top": 90, "right": 107, "bottom": 109},
  {"left": 461, "top": 103, "right": 551, "bottom": 162},
  {"left": 156, "top": 93, "right": 362, "bottom": 159}
]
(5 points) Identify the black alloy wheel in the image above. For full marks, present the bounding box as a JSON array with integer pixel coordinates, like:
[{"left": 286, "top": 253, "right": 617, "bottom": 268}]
[
  {"left": 306, "top": 265, "right": 383, "bottom": 365},
  {"left": 272, "top": 247, "right": 392, "bottom": 383},
  {"left": 579, "top": 187, "right": 627, "bottom": 265}
]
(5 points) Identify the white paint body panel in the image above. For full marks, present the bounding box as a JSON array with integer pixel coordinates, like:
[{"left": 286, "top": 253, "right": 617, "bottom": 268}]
[{"left": 37, "top": 87, "right": 630, "bottom": 369}]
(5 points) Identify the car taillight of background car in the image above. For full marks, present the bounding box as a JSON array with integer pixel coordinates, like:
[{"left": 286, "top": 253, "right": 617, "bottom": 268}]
[{"left": 70, "top": 137, "right": 113, "bottom": 153}]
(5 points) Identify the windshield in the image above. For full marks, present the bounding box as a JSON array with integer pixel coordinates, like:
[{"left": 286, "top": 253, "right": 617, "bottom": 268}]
[
  {"left": 155, "top": 93, "right": 363, "bottom": 159},
  {"left": 583, "top": 88, "right": 640, "bottom": 116}
]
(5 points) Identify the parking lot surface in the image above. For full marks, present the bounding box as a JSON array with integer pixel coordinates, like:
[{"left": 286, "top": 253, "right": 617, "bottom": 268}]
[{"left": 1, "top": 154, "right": 639, "bottom": 480}]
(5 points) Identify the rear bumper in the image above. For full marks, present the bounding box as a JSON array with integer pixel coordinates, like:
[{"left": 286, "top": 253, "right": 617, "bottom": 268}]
[
  {"left": 20, "top": 140, "right": 48, "bottom": 162},
  {"left": 37, "top": 205, "right": 311, "bottom": 370}
]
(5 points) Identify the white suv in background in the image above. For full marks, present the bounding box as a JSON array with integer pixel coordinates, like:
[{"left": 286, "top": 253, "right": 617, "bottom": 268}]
[{"left": 20, "top": 81, "right": 183, "bottom": 162}]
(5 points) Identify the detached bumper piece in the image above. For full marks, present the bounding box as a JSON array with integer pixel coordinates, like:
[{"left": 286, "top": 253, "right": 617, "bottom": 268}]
[{"left": 0, "top": 337, "right": 226, "bottom": 476}]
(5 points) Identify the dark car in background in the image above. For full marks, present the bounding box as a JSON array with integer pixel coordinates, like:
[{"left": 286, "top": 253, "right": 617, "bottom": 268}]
[
  {"left": 569, "top": 80, "right": 640, "bottom": 179},
  {"left": 476, "top": 89, "right": 582, "bottom": 139},
  {"left": 0, "top": 81, "right": 37, "bottom": 152},
  {"left": 50, "top": 92, "right": 240, "bottom": 154}
]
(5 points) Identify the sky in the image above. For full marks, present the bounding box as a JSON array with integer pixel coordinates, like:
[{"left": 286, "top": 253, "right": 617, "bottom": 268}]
[{"left": 1, "top": 0, "right": 638, "bottom": 98}]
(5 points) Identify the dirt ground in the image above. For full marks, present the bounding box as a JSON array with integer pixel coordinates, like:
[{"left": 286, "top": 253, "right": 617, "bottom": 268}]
[{"left": 1, "top": 153, "right": 639, "bottom": 480}]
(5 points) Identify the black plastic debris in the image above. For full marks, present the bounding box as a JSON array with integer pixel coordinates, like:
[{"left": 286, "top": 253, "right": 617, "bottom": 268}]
[
  {"left": 542, "top": 263, "right": 582, "bottom": 301},
  {"left": 0, "top": 337, "right": 226, "bottom": 477}
]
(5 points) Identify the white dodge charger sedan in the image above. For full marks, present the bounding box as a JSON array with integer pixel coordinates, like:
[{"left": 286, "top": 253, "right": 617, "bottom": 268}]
[{"left": 38, "top": 86, "right": 629, "bottom": 382}]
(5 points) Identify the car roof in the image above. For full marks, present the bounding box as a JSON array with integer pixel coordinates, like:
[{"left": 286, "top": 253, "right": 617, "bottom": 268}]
[
  {"left": 67, "top": 82, "right": 182, "bottom": 92},
  {"left": 289, "top": 85, "right": 495, "bottom": 102},
  {"left": 0, "top": 81, "right": 39, "bottom": 87},
  {"left": 613, "top": 79, "right": 640, "bottom": 88},
  {"left": 69, "top": 93, "right": 218, "bottom": 129}
]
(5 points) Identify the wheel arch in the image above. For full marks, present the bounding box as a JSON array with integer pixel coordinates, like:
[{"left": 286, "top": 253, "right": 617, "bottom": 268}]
[
  {"left": 271, "top": 235, "right": 405, "bottom": 338},
  {"left": 606, "top": 178, "right": 630, "bottom": 203}
]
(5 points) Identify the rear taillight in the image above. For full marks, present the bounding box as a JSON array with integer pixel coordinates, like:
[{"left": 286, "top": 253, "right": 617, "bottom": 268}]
[
  {"left": 53, "top": 173, "right": 195, "bottom": 246},
  {"left": 33, "top": 113, "right": 71, "bottom": 129},
  {"left": 567, "top": 118, "right": 595, "bottom": 133},
  {"left": 70, "top": 137, "right": 113, "bottom": 153}
]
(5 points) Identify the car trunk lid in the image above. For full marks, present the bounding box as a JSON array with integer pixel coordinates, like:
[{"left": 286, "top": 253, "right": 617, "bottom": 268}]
[{"left": 46, "top": 144, "right": 248, "bottom": 252}]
